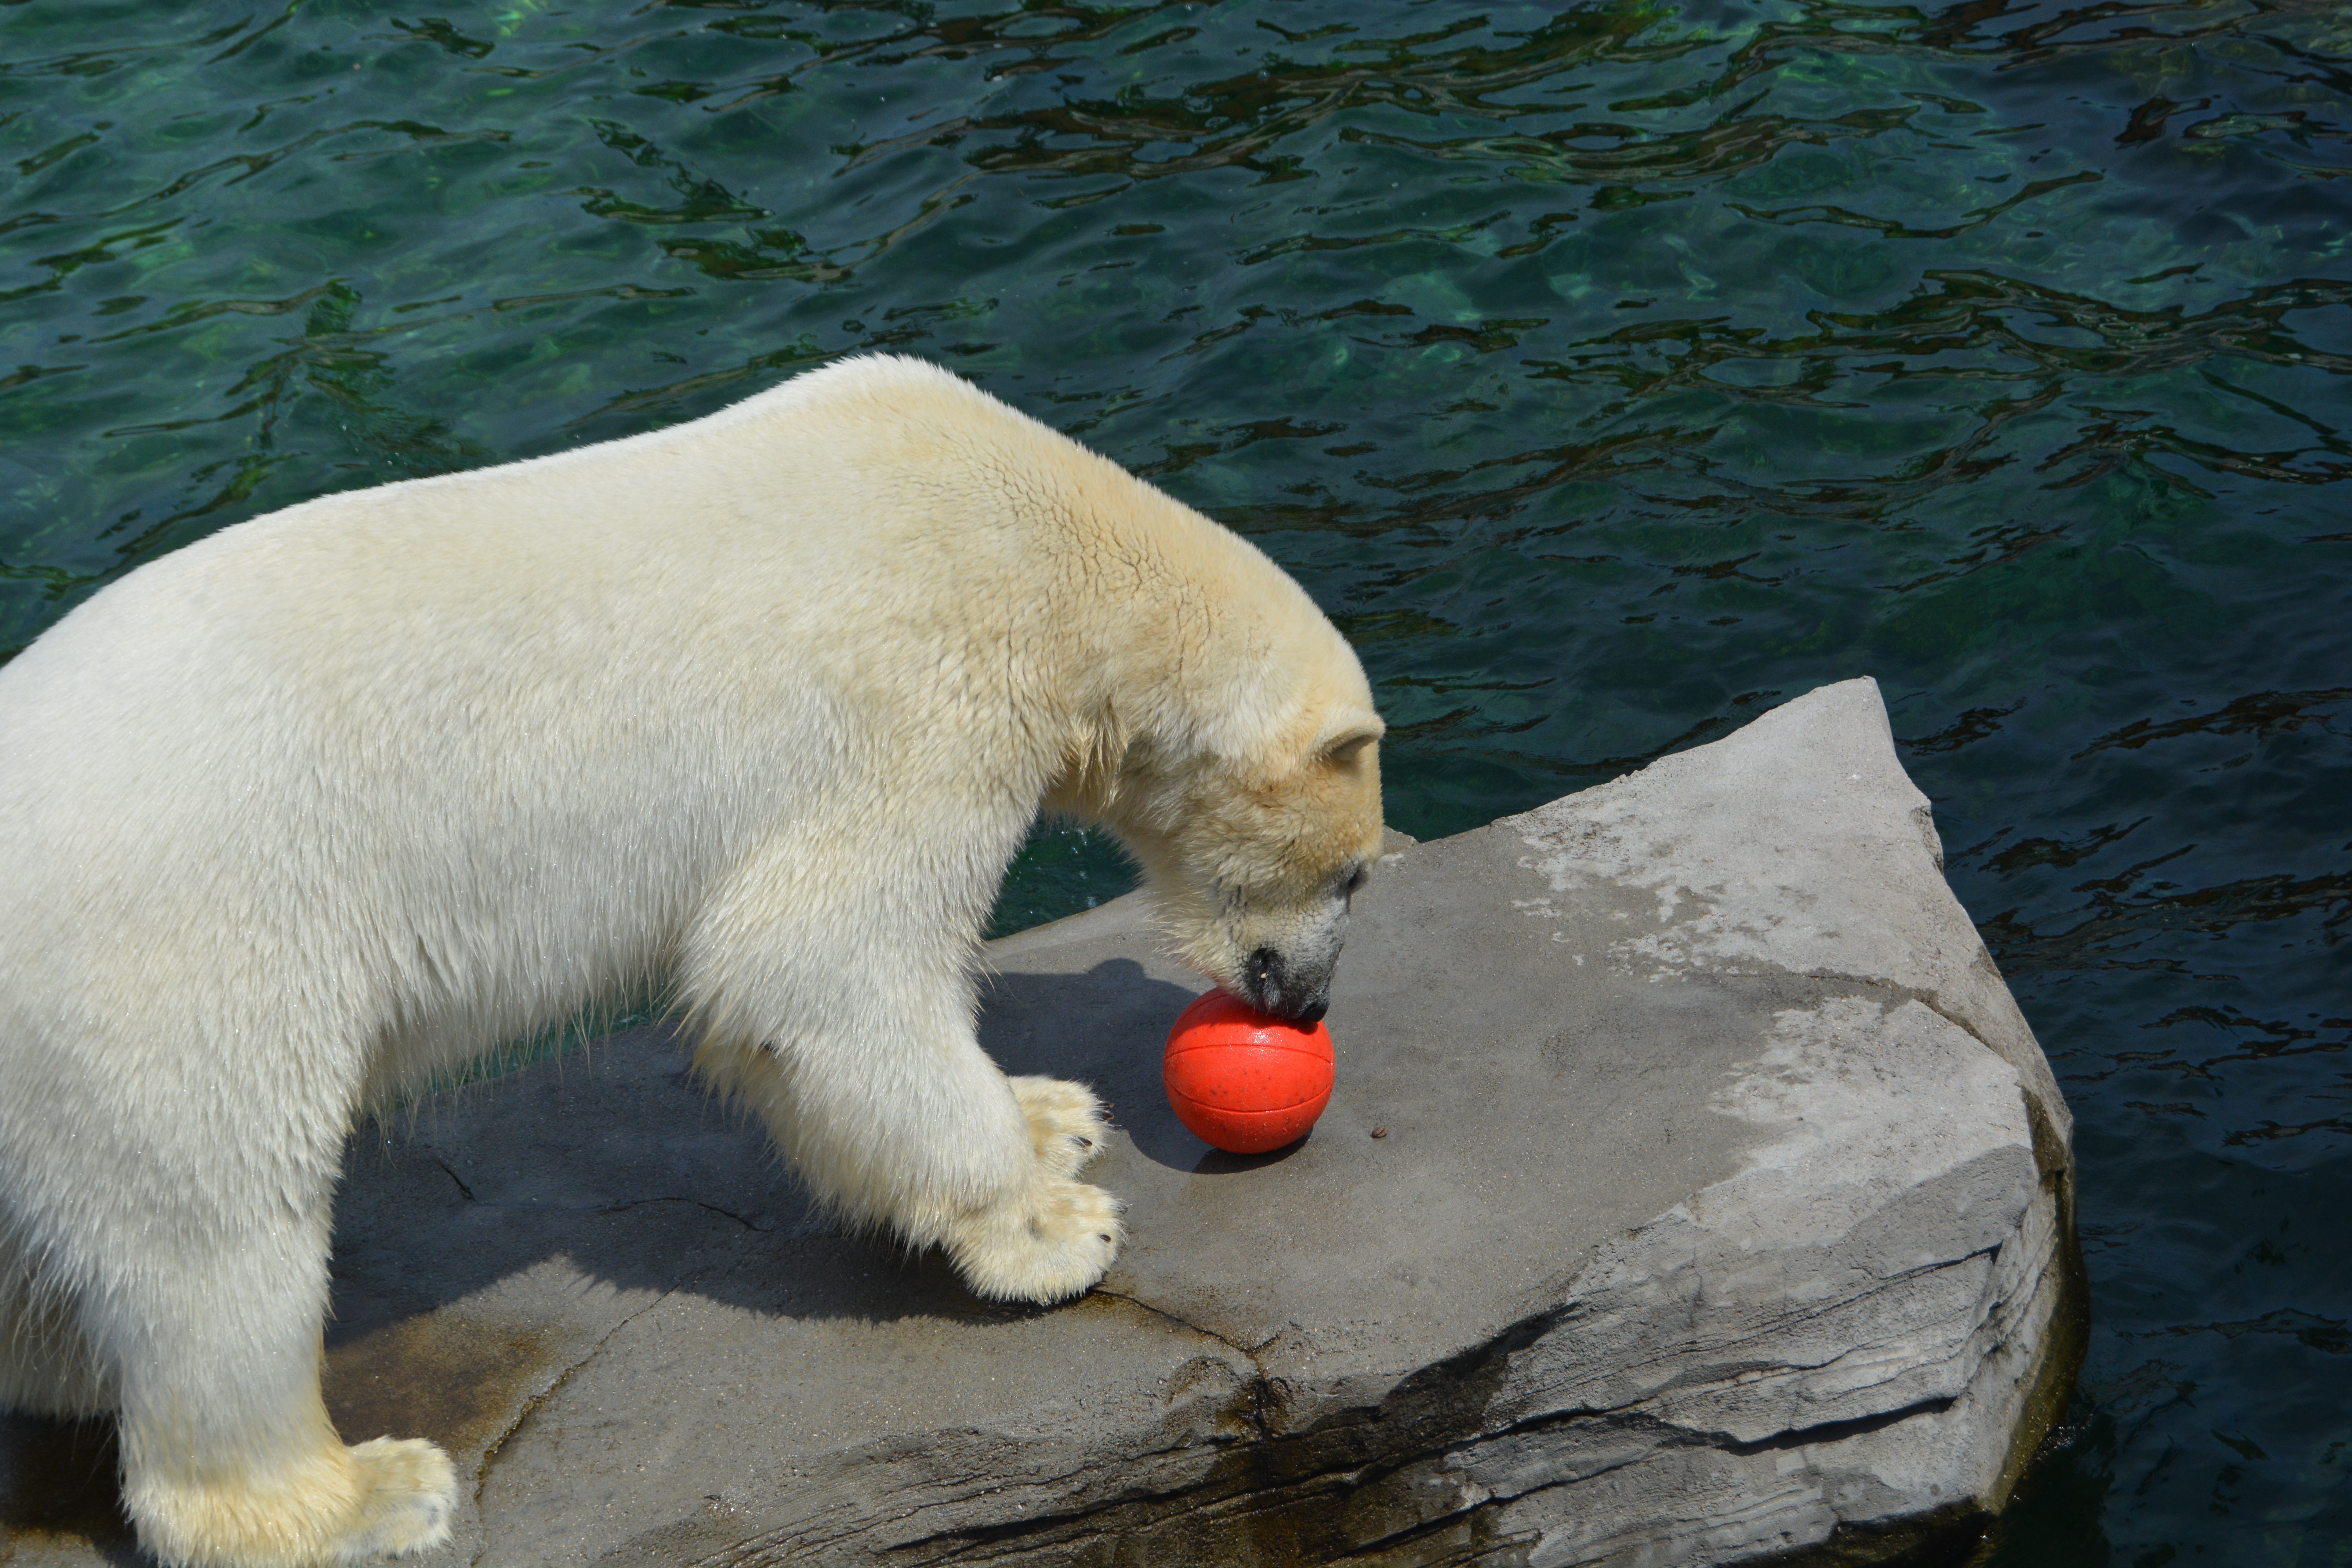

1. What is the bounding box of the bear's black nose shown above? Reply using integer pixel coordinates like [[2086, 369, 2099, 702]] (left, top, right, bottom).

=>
[[1245, 946, 1330, 1025]]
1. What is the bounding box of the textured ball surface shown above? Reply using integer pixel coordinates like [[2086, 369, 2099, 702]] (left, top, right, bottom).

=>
[[1162, 989, 1335, 1154]]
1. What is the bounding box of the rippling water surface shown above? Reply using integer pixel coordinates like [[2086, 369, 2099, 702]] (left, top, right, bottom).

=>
[[5, 0, 2350, 1557]]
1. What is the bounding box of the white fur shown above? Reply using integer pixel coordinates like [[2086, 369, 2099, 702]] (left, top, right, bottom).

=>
[[0, 355, 1383, 1566]]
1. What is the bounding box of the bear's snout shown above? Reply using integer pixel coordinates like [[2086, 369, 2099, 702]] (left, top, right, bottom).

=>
[[1243, 945, 1332, 1026]]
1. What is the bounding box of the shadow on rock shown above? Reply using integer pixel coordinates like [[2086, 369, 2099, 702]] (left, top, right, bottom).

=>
[[976, 957, 1212, 1172], [311, 960, 1207, 1439], [0, 1413, 139, 1561]]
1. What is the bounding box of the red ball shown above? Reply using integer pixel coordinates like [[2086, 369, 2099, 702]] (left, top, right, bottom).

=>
[[1162, 989, 1335, 1154]]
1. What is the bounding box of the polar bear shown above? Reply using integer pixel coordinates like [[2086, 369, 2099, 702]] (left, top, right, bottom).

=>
[[0, 355, 1385, 1567]]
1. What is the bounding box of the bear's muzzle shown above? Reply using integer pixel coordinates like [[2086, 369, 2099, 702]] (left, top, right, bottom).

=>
[[1243, 945, 1332, 1026]]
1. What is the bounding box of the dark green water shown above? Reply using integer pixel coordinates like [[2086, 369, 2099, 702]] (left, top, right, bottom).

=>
[[4, 0, 2348, 1558]]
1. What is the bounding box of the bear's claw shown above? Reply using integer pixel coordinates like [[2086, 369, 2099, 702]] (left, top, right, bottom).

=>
[[1011, 1075, 1112, 1181]]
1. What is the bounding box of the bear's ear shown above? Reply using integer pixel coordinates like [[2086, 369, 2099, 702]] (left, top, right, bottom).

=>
[[1318, 714, 1384, 764]]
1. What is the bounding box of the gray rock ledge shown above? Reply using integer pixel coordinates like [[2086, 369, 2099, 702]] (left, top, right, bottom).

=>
[[1, 677, 2081, 1567]]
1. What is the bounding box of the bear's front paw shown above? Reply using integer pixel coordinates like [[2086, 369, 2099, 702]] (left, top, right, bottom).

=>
[[944, 1077, 1122, 1304], [946, 1175, 1122, 1305]]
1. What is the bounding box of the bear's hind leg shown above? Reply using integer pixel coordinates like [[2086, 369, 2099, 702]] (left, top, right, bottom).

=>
[[92, 1192, 456, 1566], [113, 1261, 457, 1567]]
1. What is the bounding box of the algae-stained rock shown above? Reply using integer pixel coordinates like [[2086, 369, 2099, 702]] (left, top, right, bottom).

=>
[[0, 679, 2078, 1568]]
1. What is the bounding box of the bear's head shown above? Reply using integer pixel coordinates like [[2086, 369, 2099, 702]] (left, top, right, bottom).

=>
[[1029, 466, 1389, 1023], [1153, 709, 1385, 1025], [1075, 636, 1386, 1027]]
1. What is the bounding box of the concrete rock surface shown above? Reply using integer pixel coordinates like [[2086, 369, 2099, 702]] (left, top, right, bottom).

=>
[[1, 677, 2079, 1567]]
